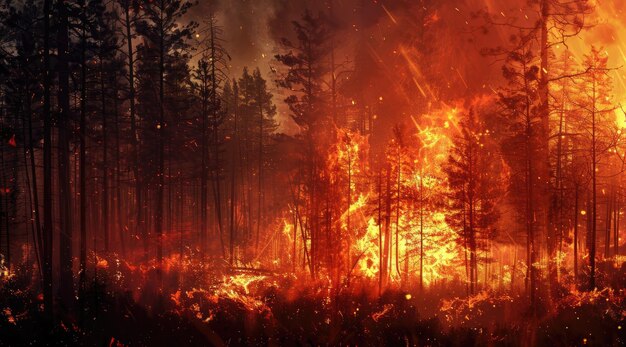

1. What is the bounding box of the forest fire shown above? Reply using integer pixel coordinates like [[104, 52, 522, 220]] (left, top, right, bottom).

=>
[[1, 0, 626, 346]]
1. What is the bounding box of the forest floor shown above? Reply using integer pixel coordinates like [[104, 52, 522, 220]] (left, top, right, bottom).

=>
[[0, 259, 624, 346]]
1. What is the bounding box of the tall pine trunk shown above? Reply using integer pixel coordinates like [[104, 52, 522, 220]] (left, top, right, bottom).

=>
[[124, 2, 143, 257], [100, 58, 109, 252], [589, 82, 597, 291], [79, 0, 88, 317], [42, 0, 54, 322], [156, 3, 166, 287], [56, 0, 74, 313]]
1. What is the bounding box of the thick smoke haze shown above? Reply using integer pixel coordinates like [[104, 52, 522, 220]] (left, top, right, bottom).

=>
[[187, 0, 626, 132]]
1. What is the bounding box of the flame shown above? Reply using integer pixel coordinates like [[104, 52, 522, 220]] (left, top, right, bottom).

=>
[[346, 105, 467, 286]]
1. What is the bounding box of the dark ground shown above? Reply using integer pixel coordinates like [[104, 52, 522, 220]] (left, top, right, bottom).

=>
[[0, 261, 624, 346]]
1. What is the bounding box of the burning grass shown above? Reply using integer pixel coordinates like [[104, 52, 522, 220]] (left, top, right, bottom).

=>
[[0, 253, 623, 346]]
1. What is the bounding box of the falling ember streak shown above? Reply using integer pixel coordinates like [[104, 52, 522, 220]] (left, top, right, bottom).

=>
[[399, 46, 437, 101], [412, 77, 428, 98], [381, 4, 397, 25], [452, 67, 469, 89], [618, 46, 626, 63], [365, 42, 414, 104]]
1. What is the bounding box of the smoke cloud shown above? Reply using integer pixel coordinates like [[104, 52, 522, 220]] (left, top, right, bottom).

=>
[[187, 0, 626, 131]]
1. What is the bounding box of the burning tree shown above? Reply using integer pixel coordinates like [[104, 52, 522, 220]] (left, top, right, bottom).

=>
[[572, 46, 620, 290], [498, 41, 544, 306], [274, 10, 333, 278], [445, 107, 506, 294]]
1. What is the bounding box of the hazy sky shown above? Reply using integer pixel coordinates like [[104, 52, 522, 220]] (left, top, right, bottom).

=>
[[186, 0, 626, 131]]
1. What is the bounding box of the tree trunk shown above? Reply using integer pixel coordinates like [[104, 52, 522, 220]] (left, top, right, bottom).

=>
[[382, 165, 392, 286], [613, 193, 620, 260], [200, 73, 208, 257], [419, 173, 424, 292], [113, 72, 125, 256], [57, 0, 74, 314], [574, 185, 579, 284], [42, 0, 54, 322], [100, 58, 109, 252], [589, 84, 597, 291], [156, 7, 165, 287], [79, 2, 88, 319], [395, 149, 401, 279], [256, 81, 264, 259], [124, 2, 143, 257], [605, 189, 612, 258]]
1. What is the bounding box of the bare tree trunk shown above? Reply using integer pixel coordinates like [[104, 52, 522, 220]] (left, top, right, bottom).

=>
[[113, 73, 125, 256], [589, 83, 597, 291], [79, 2, 88, 319], [20, 57, 43, 279], [209, 22, 225, 258], [556, 97, 565, 283], [539, 0, 556, 300], [574, 185, 579, 284], [123, 2, 143, 257], [395, 149, 401, 279], [605, 188, 612, 258], [100, 58, 109, 252], [613, 193, 620, 259], [57, 0, 74, 314], [419, 173, 424, 292], [377, 170, 383, 295], [156, 8, 166, 288], [229, 84, 239, 265], [256, 82, 264, 260], [41, 0, 54, 321], [382, 165, 392, 286], [200, 73, 208, 257]]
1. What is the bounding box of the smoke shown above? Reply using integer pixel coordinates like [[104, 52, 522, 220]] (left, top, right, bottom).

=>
[[187, 0, 340, 78], [187, 0, 626, 131], [188, 1, 436, 77]]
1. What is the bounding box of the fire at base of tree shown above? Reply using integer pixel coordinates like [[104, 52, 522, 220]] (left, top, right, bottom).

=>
[[0, 0, 625, 346]]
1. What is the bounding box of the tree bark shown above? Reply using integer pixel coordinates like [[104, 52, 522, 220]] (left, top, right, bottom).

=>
[[56, 0, 74, 314]]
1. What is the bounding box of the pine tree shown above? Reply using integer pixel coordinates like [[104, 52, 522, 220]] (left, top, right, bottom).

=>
[[275, 10, 331, 276], [135, 0, 196, 282], [498, 41, 542, 305], [445, 109, 504, 294], [573, 46, 618, 290]]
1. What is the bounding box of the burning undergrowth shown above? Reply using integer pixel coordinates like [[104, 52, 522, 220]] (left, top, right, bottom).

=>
[[0, 250, 624, 346]]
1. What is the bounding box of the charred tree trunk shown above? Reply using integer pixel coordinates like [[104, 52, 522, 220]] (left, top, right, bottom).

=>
[[589, 83, 597, 291], [377, 170, 383, 295], [42, 0, 54, 321], [123, 2, 143, 257], [229, 83, 239, 265], [613, 193, 620, 259], [79, 0, 88, 317], [256, 82, 264, 260], [156, 7, 166, 287], [419, 173, 424, 292], [209, 23, 225, 258], [395, 149, 401, 279], [57, 0, 74, 314], [605, 188, 612, 258], [113, 73, 125, 256], [200, 68, 208, 257], [100, 58, 109, 252], [382, 165, 392, 286], [574, 184, 579, 283]]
